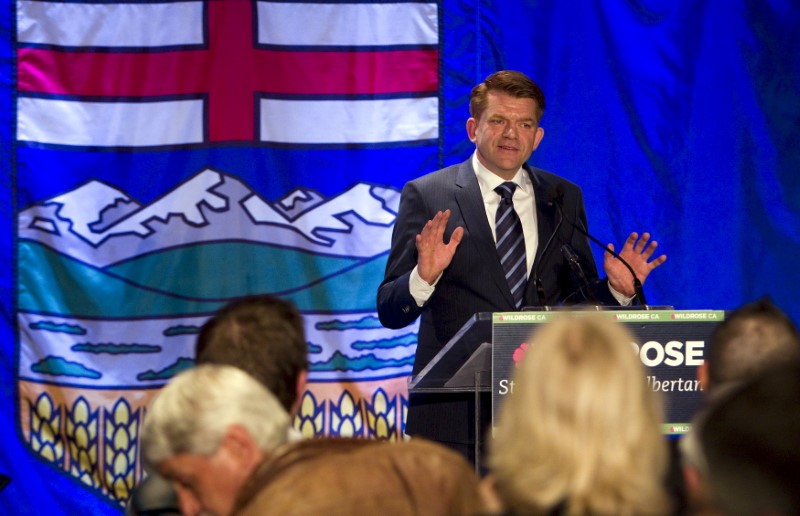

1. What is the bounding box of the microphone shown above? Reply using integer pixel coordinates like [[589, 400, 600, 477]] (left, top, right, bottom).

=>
[[561, 244, 595, 302], [531, 186, 565, 307], [551, 186, 648, 306]]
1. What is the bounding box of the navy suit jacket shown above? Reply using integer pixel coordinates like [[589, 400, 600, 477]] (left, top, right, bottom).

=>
[[377, 159, 616, 444]]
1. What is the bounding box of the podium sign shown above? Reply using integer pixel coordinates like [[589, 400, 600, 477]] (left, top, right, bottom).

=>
[[491, 310, 726, 436]]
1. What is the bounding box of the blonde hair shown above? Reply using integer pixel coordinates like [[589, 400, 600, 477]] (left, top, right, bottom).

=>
[[490, 314, 670, 515]]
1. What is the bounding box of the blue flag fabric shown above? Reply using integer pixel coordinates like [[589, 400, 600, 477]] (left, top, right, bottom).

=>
[[2, 1, 799, 514]]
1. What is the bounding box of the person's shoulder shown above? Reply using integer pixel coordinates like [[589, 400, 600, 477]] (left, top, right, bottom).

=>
[[407, 159, 470, 188], [526, 165, 582, 194]]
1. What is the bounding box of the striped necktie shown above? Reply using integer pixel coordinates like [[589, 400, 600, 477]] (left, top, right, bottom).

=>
[[495, 182, 527, 309]]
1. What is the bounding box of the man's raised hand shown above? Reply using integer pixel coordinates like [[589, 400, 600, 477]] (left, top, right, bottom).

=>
[[604, 232, 666, 297], [416, 209, 464, 285]]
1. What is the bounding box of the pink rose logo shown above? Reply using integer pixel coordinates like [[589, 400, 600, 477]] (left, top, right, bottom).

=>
[[512, 343, 530, 368]]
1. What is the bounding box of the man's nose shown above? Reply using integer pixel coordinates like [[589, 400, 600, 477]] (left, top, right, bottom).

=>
[[503, 123, 517, 138]]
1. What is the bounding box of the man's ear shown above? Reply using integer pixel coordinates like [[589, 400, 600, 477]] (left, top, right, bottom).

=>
[[532, 126, 545, 150], [683, 463, 712, 511], [466, 117, 477, 142], [697, 361, 709, 392], [221, 424, 263, 470], [290, 370, 308, 418]]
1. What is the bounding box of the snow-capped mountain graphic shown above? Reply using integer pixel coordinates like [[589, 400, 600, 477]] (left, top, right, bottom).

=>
[[18, 168, 402, 267], [274, 188, 326, 220]]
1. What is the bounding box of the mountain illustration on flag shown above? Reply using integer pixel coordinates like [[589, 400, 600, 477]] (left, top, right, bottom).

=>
[[17, 169, 417, 387], [20, 168, 401, 266], [18, 168, 402, 313]]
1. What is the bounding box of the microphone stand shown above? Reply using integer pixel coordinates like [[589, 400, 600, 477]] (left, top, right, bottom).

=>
[[570, 222, 648, 307], [552, 192, 649, 307], [561, 244, 596, 302]]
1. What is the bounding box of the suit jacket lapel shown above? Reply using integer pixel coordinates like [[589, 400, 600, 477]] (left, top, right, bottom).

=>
[[454, 161, 515, 307]]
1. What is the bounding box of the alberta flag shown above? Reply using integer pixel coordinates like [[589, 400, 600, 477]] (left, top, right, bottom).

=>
[[2, 1, 482, 512]]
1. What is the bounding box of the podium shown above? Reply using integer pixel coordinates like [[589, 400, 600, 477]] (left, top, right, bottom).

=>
[[409, 308, 725, 471], [408, 313, 493, 471]]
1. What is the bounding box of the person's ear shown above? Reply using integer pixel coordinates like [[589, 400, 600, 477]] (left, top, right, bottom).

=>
[[220, 424, 263, 470], [683, 463, 713, 511], [697, 361, 710, 392], [532, 126, 545, 150], [290, 370, 308, 418], [466, 118, 477, 142]]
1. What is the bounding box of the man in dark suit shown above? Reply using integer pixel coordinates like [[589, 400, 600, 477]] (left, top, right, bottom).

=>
[[377, 70, 666, 462]]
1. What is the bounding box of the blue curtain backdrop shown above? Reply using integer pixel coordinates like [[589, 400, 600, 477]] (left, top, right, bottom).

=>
[[454, 0, 800, 320], [2, 0, 799, 514]]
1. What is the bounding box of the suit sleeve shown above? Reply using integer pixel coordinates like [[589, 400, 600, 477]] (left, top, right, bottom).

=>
[[377, 181, 430, 329]]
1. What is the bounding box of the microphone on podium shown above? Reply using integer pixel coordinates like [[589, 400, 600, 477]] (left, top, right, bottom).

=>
[[550, 185, 649, 307], [531, 186, 565, 307]]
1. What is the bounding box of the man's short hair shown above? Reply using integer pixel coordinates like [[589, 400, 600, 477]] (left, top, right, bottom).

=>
[[195, 295, 308, 411], [469, 70, 546, 123], [707, 297, 800, 389], [141, 364, 290, 469], [698, 361, 800, 514]]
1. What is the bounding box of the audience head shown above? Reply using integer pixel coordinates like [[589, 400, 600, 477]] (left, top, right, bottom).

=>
[[490, 313, 670, 515], [141, 364, 290, 516], [469, 70, 546, 123], [689, 361, 800, 515], [195, 294, 308, 414], [700, 297, 800, 395]]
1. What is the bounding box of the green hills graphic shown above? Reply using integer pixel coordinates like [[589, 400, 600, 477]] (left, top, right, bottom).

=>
[[18, 239, 388, 317]]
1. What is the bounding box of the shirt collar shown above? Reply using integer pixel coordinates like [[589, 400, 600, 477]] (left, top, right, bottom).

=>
[[472, 152, 529, 199]]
